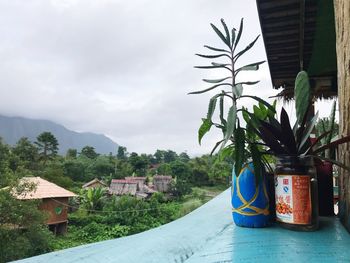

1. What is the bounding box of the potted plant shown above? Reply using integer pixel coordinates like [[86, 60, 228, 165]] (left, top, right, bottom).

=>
[[252, 71, 350, 231], [189, 18, 274, 227]]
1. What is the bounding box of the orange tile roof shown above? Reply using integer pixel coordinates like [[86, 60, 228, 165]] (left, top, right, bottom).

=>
[[14, 177, 77, 200]]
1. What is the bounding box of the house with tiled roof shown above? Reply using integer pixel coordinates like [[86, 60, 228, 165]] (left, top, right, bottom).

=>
[[15, 177, 77, 234]]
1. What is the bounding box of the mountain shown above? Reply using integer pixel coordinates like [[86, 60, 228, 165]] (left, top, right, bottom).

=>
[[0, 115, 119, 155]]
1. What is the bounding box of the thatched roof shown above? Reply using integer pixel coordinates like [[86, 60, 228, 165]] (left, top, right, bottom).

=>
[[256, 0, 337, 100], [109, 179, 137, 196], [14, 177, 77, 200], [82, 178, 107, 189]]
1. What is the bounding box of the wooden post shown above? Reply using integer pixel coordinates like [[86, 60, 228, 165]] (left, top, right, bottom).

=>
[[334, 0, 350, 231]]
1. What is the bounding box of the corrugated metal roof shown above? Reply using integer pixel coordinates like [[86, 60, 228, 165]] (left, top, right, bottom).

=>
[[14, 177, 77, 200], [256, 0, 337, 100]]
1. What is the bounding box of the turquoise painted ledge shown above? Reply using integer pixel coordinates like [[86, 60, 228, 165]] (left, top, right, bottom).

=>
[[14, 189, 350, 263]]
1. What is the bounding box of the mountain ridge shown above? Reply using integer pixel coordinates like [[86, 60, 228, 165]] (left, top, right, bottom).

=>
[[0, 115, 119, 155]]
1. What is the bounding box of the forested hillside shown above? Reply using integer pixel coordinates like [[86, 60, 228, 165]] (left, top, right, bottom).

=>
[[0, 115, 118, 155]]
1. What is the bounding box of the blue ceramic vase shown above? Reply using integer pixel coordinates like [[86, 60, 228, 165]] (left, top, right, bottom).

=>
[[231, 163, 270, 227]]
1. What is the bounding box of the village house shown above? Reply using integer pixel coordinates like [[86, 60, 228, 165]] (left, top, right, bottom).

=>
[[82, 178, 107, 190], [15, 177, 76, 234], [125, 176, 146, 190], [109, 179, 138, 196], [153, 175, 172, 193]]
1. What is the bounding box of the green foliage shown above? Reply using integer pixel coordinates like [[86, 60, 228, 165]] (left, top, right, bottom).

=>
[[80, 146, 99, 159], [80, 187, 106, 212], [0, 176, 54, 263], [35, 132, 59, 163], [66, 148, 77, 159], [0, 132, 232, 261], [117, 146, 127, 160], [295, 71, 311, 125], [190, 18, 274, 179]]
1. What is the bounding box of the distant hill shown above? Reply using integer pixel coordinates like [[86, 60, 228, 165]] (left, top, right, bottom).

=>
[[0, 115, 119, 155]]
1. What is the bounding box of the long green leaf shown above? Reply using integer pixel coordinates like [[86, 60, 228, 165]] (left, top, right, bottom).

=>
[[234, 125, 245, 177], [188, 83, 232, 95], [234, 35, 260, 61], [204, 45, 230, 53], [194, 65, 229, 69], [235, 60, 265, 73], [196, 53, 231, 59], [219, 93, 226, 125], [203, 77, 231, 84], [250, 143, 263, 185], [240, 95, 275, 112], [235, 81, 260, 86], [221, 104, 237, 150], [210, 139, 225, 155], [220, 19, 231, 47], [231, 28, 236, 48], [233, 83, 243, 97], [298, 112, 318, 151], [304, 130, 332, 155], [211, 22, 230, 47], [234, 18, 243, 49], [295, 71, 311, 125], [327, 101, 336, 144], [207, 96, 218, 120], [198, 118, 212, 145]]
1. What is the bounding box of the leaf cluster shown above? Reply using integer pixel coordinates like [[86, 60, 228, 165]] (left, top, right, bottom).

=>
[[254, 71, 350, 171], [190, 18, 273, 180]]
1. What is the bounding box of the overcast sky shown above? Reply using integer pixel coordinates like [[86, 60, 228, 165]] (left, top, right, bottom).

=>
[[0, 0, 335, 155]]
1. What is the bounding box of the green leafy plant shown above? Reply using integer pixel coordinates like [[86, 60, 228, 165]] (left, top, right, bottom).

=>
[[255, 71, 350, 170], [316, 101, 338, 158], [189, 18, 274, 179]]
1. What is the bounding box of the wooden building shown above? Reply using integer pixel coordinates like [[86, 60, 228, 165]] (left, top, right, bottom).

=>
[[109, 179, 137, 196], [125, 176, 146, 190], [153, 175, 172, 193], [82, 178, 107, 189], [15, 177, 77, 234]]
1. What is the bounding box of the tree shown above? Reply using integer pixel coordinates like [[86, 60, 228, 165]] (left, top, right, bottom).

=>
[[88, 156, 115, 179], [35, 132, 59, 163], [117, 146, 127, 160], [129, 152, 149, 176], [179, 152, 190, 163], [12, 137, 39, 169], [0, 174, 54, 262], [80, 146, 98, 159], [66, 148, 77, 159], [163, 150, 177, 163], [154, 150, 165, 163], [63, 160, 86, 181], [169, 161, 192, 198]]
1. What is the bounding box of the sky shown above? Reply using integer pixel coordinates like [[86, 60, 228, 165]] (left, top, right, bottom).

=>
[[0, 0, 335, 156]]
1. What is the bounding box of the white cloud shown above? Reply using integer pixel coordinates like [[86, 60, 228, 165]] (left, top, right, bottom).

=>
[[1, 0, 331, 156]]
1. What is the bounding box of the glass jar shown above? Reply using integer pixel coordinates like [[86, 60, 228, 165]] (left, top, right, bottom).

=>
[[274, 155, 319, 231]]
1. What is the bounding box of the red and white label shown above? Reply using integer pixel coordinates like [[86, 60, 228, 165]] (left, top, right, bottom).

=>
[[275, 175, 311, 225]]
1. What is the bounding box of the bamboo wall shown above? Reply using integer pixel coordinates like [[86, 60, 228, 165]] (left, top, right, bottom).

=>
[[334, 0, 350, 231]]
